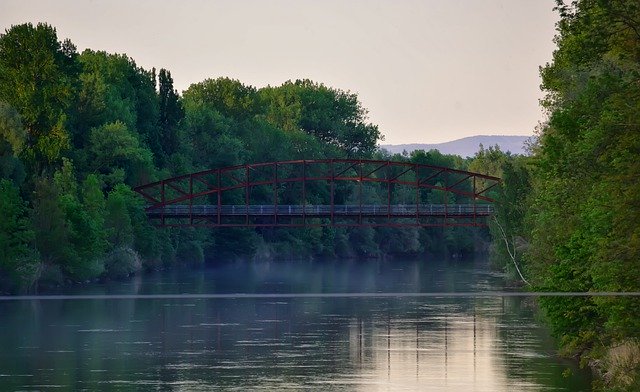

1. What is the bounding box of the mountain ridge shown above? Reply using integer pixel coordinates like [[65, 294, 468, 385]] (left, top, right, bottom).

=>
[[381, 135, 532, 157]]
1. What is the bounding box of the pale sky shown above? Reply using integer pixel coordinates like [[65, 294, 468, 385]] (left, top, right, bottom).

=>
[[1, 0, 558, 144]]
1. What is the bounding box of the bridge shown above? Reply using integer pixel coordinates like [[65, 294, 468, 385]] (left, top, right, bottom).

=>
[[134, 159, 500, 227]]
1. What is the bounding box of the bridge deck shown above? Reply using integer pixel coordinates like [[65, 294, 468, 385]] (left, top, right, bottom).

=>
[[135, 159, 500, 227], [147, 204, 494, 218]]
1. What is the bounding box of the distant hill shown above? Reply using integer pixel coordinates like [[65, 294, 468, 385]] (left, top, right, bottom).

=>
[[381, 135, 532, 157]]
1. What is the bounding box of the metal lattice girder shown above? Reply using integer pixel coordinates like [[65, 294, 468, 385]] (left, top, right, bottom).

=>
[[133, 159, 500, 227]]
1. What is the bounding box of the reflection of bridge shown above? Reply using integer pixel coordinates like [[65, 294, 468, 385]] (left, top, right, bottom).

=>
[[134, 159, 500, 227]]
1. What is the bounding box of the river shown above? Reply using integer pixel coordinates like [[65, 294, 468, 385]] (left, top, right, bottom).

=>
[[0, 257, 592, 391]]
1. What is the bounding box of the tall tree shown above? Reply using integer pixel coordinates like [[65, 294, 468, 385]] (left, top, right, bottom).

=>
[[181, 79, 249, 169], [0, 23, 78, 169], [157, 68, 183, 162], [74, 50, 160, 158]]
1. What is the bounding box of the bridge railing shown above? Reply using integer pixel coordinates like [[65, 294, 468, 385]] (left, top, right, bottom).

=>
[[134, 159, 500, 227], [147, 204, 494, 217]]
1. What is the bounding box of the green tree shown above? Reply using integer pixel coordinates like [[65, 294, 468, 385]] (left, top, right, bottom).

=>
[[31, 178, 69, 266], [0, 23, 77, 169], [259, 83, 302, 133], [0, 180, 37, 288], [157, 68, 183, 162], [0, 101, 26, 155], [185, 77, 260, 120], [0, 102, 26, 184], [86, 121, 155, 186], [181, 84, 245, 169], [74, 50, 160, 155], [82, 174, 106, 222], [526, 1, 640, 388], [261, 80, 382, 157], [105, 184, 134, 248], [104, 183, 158, 273], [51, 159, 105, 280]]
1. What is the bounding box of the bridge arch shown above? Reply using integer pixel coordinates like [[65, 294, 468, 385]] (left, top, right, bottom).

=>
[[133, 159, 500, 227]]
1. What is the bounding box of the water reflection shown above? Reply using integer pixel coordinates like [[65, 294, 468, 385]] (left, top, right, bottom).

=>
[[0, 259, 594, 391]]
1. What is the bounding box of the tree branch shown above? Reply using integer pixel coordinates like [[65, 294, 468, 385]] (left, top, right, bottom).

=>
[[493, 216, 530, 285]]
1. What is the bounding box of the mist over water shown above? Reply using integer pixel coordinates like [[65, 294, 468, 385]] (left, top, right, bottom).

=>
[[0, 258, 592, 391]]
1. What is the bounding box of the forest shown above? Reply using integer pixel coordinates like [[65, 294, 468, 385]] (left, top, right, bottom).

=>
[[0, 22, 493, 294], [489, 1, 640, 390], [2, 0, 639, 388]]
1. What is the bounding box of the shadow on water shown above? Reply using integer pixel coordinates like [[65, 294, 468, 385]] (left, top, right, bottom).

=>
[[0, 257, 598, 391]]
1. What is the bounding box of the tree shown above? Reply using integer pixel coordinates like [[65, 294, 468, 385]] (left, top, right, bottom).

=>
[[259, 83, 302, 133], [0, 102, 26, 184], [0, 101, 26, 155], [157, 68, 183, 161], [526, 1, 640, 387], [50, 159, 105, 280], [184, 77, 260, 121], [260, 80, 382, 157], [181, 82, 246, 169], [81, 174, 106, 225], [0, 180, 34, 273], [105, 184, 134, 248], [86, 121, 155, 186], [73, 50, 160, 162], [0, 23, 78, 169], [31, 178, 70, 266]]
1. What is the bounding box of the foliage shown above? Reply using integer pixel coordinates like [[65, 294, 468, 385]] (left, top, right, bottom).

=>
[[260, 79, 381, 157], [0, 101, 26, 155], [0, 21, 486, 296], [103, 247, 142, 279], [74, 50, 160, 155], [0, 23, 76, 169], [157, 68, 183, 163], [498, 1, 640, 389], [0, 179, 37, 290], [105, 184, 135, 248], [0, 102, 26, 184], [86, 121, 155, 186], [31, 177, 70, 267]]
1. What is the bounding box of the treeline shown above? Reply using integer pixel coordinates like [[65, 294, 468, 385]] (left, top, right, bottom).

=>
[[487, 1, 640, 390], [0, 23, 493, 293]]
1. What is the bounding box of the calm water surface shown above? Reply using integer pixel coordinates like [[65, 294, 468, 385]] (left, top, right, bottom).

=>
[[0, 258, 592, 391]]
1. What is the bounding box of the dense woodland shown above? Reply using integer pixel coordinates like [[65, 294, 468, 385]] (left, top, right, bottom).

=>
[[0, 22, 490, 294], [2, 0, 639, 388], [489, 1, 640, 390]]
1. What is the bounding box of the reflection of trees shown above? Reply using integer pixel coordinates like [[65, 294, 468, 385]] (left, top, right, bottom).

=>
[[0, 259, 592, 390], [492, 296, 593, 390]]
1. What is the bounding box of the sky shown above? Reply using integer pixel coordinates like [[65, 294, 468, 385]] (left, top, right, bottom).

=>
[[1, 0, 559, 145]]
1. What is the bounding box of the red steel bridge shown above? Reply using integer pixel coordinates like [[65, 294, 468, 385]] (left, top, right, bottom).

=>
[[133, 159, 500, 228]]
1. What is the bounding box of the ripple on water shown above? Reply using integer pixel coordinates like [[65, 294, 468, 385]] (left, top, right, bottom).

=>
[[0, 259, 594, 391]]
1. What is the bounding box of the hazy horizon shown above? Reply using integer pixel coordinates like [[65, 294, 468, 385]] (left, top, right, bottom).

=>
[[381, 133, 532, 145]]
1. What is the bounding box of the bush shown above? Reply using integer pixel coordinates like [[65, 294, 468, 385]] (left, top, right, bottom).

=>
[[38, 264, 65, 288], [103, 247, 142, 279], [600, 341, 640, 392], [176, 240, 204, 265], [13, 252, 43, 291]]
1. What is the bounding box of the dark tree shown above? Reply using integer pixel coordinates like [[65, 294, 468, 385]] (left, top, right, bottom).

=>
[[157, 68, 183, 161]]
